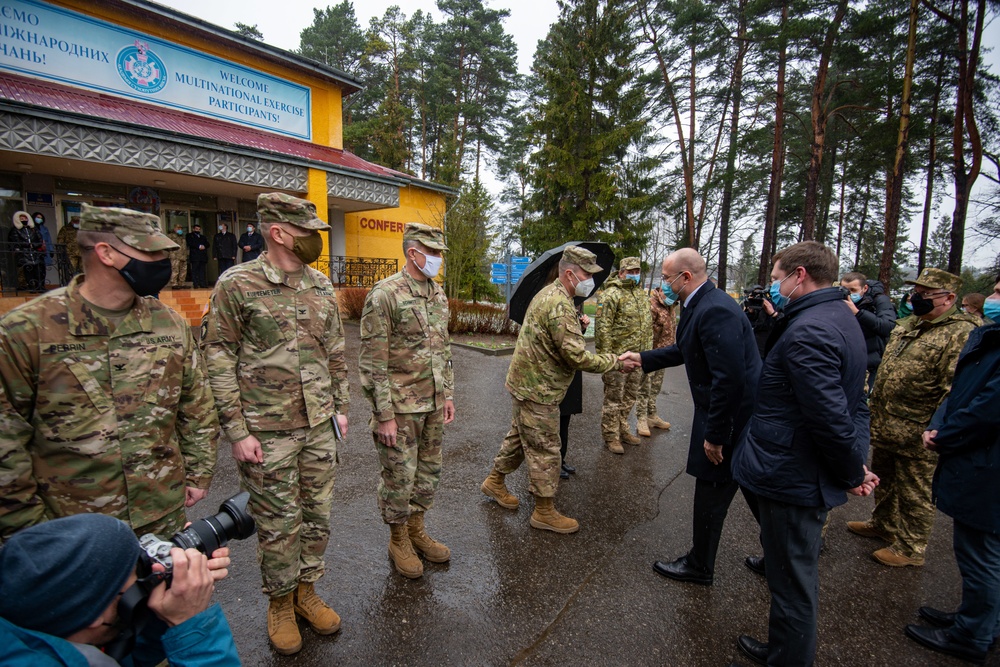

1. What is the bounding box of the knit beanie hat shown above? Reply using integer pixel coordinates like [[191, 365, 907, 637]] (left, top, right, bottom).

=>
[[0, 513, 142, 638]]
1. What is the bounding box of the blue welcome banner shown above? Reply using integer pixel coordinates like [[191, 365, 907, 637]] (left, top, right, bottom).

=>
[[0, 0, 312, 140]]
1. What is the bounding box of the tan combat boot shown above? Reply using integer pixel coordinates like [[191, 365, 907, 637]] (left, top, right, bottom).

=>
[[872, 546, 924, 567], [846, 520, 892, 542], [408, 511, 451, 563], [389, 523, 424, 579], [605, 438, 624, 454], [648, 415, 672, 430], [620, 429, 642, 445], [294, 582, 341, 635], [637, 416, 651, 437], [267, 592, 303, 655], [481, 469, 519, 509], [530, 496, 580, 534]]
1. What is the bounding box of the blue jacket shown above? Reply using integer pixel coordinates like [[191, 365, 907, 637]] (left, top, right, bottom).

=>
[[930, 322, 1000, 534], [0, 604, 240, 666], [641, 281, 761, 482], [733, 288, 869, 508]]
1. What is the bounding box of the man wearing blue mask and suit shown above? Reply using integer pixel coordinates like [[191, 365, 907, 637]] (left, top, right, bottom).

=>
[[620, 247, 762, 585]]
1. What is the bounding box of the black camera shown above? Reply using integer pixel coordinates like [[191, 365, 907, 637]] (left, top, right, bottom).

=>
[[138, 491, 256, 575], [107, 492, 256, 661], [743, 284, 767, 309]]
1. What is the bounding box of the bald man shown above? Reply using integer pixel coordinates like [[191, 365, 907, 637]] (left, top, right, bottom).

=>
[[621, 248, 762, 584]]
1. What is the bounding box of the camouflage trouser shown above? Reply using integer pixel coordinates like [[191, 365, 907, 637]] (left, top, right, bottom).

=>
[[636, 369, 665, 419], [601, 368, 642, 441], [494, 397, 560, 498], [869, 444, 937, 559], [238, 421, 337, 598], [373, 409, 444, 524], [133, 507, 187, 542], [171, 256, 187, 286]]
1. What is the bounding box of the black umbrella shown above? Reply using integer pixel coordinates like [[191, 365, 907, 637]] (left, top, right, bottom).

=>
[[507, 241, 615, 324]]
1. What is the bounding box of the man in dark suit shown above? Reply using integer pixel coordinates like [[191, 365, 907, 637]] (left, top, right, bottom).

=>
[[621, 248, 761, 585], [186, 223, 209, 288]]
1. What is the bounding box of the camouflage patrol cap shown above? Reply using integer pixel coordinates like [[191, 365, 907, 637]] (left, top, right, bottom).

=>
[[79, 203, 178, 252], [620, 256, 641, 271], [905, 267, 962, 293], [257, 192, 331, 231], [562, 245, 603, 274], [403, 222, 447, 250]]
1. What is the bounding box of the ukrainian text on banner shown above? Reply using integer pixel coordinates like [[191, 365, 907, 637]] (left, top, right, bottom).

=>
[[0, 0, 312, 140]]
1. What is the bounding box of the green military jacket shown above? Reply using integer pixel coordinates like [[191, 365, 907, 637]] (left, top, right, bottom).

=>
[[595, 275, 654, 355], [201, 252, 349, 442], [358, 270, 454, 423], [870, 306, 977, 459], [0, 276, 219, 540], [506, 281, 621, 405]]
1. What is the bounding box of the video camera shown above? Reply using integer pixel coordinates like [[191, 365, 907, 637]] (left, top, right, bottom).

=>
[[743, 284, 768, 310], [107, 492, 256, 660]]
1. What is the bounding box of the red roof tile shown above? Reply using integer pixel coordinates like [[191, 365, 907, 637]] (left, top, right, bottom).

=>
[[0, 72, 408, 183]]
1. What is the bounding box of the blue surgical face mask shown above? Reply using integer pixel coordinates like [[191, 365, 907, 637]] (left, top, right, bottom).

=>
[[983, 298, 1000, 321], [625, 273, 640, 284], [661, 273, 683, 305], [769, 274, 795, 311], [850, 292, 862, 304]]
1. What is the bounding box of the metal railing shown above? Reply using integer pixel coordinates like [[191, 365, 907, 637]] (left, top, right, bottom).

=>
[[317, 255, 398, 288], [0, 243, 80, 295]]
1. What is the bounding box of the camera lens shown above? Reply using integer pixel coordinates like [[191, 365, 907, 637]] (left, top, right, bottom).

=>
[[170, 491, 257, 555]]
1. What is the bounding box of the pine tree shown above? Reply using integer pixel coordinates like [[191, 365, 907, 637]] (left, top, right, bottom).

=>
[[525, 0, 656, 259]]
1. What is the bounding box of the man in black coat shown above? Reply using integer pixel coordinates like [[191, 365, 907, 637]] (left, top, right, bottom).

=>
[[905, 321, 1000, 665], [238, 224, 264, 263], [621, 248, 762, 585], [186, 223, 209, 288], [840, 271, 897, 390], [213, 222, 238, 275], [732, 241, 878, 667]]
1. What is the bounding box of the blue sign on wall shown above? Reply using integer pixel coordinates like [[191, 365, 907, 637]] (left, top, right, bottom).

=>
[[0, 0, 312, 140]]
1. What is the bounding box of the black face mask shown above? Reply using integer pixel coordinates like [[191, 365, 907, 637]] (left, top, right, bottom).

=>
[[909, 292, 935, 317], [112, 247, 172, 297]]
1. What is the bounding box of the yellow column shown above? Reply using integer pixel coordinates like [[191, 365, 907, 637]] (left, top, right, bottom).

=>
[[306, 168, 331, 260]]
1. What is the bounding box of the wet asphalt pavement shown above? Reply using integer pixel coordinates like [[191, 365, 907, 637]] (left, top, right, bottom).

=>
[[189, 323, 996, 666]]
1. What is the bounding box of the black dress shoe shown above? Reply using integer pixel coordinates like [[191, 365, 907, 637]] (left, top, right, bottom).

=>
[[736, 635, 768, 665], [918, 606, 956, 628], [560, 468, 570, 479], [652, 555, 713, 585], [744, 555, 766, 577], [905, 624, 987, 664], [561, 463, 576, 474]]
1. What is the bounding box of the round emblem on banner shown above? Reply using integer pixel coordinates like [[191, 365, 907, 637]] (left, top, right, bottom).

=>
[[116, 40, 167, 94]]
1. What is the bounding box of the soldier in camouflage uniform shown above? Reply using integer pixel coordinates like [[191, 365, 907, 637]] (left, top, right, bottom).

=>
[[847, 268, 977, 567], [0, 204, 218, 543], [481, 245, 624, 533], [201, 193, 349, 655], [596, 256, 654, 453], [636, 286, 676, 436], [56, 216, 81, 277], [168, 225, 189, 288], [359, 222, 455, 580]]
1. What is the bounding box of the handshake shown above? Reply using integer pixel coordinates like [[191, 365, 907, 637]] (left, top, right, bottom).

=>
[[618, 351, 642, 373]]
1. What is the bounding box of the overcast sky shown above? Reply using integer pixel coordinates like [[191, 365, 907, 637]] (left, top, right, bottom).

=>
[[154, 0, 1000, 268], [154, 0, 558, 74]]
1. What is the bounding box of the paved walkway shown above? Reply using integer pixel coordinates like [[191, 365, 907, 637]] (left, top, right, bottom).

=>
[[192, 325, 988, 665]]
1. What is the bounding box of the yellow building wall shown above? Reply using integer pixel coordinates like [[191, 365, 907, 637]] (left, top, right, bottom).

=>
[[344, 186, 448, 267], [55, 0, 344, 149]]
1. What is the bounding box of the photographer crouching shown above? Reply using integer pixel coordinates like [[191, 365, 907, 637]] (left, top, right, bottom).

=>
[[0, 507, 247, 666]]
